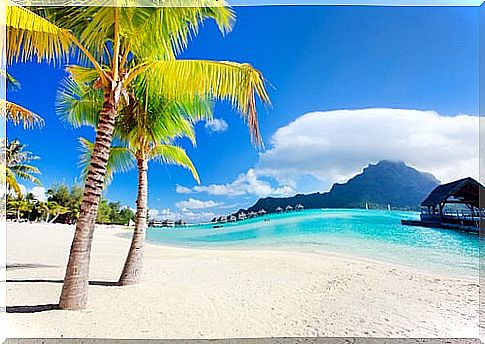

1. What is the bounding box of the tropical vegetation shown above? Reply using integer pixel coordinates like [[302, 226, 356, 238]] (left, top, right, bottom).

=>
[[6, 3, 270, 309], [4, 138, 41, 197], [1, 71, 44, 128], [60, 73, 207, 285], [6, 182, 134, 225]]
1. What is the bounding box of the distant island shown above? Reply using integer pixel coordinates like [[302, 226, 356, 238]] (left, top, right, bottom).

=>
[[240, 160, 440, 214]]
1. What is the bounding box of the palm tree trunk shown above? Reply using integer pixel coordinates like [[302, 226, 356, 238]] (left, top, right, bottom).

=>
[[59, 88, 119, 310], [118, 155, 148, 286]]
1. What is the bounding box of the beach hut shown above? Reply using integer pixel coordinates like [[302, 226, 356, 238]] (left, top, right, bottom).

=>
[[275, 206, 283, 213], [238, 212, 247, 220], [295, 204, 304, 211], [285, 205, 294, 212], [219, 216, 227, 223], [229, 215, 237, 222], [248, 211, 257, 218], [402, 177, 484, 232], [258, 209, 267, 215]]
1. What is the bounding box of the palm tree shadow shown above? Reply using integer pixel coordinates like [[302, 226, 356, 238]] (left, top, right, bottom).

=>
[[6, 279, 119, 286], [6, 279, 119, 313], [6, 303, 59, 313]]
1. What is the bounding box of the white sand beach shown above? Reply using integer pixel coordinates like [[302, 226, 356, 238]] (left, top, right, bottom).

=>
[[5, 222, 479, 338]]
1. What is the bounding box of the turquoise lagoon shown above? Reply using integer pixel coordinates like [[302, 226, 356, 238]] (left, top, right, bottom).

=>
[[146, 209, 479, 278]]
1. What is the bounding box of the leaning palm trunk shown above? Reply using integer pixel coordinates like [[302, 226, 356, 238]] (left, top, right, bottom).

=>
[[118, 155, 148, 285], [59, 88, 119, 310]]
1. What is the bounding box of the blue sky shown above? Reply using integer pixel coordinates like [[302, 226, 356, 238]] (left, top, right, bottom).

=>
[[7, 5, 479, 222]]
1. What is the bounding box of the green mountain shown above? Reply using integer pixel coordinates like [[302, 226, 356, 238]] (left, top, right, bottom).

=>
[[245, 160, 439, 213]]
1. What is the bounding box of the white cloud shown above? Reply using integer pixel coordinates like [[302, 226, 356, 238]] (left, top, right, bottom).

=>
[[175, 185, 193, 194], [175, 198, 223, 210], [148, 209, 159, 219], [177, 169, 295, 198], [205, 118, 229, 133], [256, 108, 479, 185], [29, 186, 47, 202], [150, 207, 217, 223]]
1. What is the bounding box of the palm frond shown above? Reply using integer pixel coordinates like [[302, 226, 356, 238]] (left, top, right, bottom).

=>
[[6, 168, 22, 197], [134, 59, 270, 145], [1, 99, 44, 128], [2, 70, 21, 91], [12, 169, 41, 185], [56, 76, 102, 128], [126, 3, 234, 60], [6, 4, 72, 64], [150, 144, 199, 183]]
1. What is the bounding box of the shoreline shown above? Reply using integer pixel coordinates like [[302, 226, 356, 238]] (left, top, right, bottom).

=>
[[145, 239, 479, 283], [6, 222, 479, 338]]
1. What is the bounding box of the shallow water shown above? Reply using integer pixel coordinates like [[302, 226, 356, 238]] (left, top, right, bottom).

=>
[[146, 209, 479, 278]]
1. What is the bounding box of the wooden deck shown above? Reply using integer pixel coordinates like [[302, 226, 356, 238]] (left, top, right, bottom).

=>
[[401, 219, 480, 234]]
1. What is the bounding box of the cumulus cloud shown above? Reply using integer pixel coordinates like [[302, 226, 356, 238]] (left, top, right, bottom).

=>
[[205, 118, 229, 133], [257, 108, 479, 185], [175, 185, 193, 194], [150, 207, 217, 223], [175, 198, 223, 210], [177, 169, 295, 198], [148, 208, 159, 219]]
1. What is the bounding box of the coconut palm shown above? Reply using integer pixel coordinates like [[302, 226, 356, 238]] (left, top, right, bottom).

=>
[[7, 3, 269, 309], [1, 71, 44, 129], [4, 138, 41, 197], [60, 75, 206, 286]]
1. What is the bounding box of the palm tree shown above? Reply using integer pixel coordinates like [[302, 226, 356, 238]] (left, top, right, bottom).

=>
[[61, 77, 205, 285], [7, 197, 33, 221], [1, 71, 44, 129], [4, 138, 41, 197], [7, 3, 270, 309]]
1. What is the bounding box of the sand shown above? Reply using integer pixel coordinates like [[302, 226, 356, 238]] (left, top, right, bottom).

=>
[[4, 222, 479, 339]]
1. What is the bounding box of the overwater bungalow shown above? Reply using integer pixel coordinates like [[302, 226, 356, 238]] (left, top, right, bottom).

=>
[[161, 219, 175, 228], [275, 206, 283, 213], [258, 209, 267, 215], [402, 177, 484, 233], [238, 212, 247, 220], [229, 215, 237, 222], [295, 203, 304, 211], [285, 205, 294, 212], [248, 211, 258, 218], [174, 219, 188, 227]]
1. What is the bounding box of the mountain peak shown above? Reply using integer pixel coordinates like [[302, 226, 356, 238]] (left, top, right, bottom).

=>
[[246, 161, 440, 213]]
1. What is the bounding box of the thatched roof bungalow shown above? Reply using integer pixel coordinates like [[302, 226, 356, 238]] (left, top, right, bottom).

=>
[[402, 177, 484, 232]]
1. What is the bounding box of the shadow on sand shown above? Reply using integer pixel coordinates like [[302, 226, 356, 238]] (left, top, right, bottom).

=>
[[6, 303, 60, 313], [6, 279, 120, 313], [5, 263, 59, 271], [6, 279, 119, 286]]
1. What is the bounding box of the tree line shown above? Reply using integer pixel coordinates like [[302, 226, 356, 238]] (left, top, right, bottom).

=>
[[6, 181, 135, 225]]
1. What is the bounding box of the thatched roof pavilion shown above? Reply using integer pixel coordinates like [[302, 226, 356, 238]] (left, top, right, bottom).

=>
[[275, 206, 283, 212], [258, 209, 267, 215], [285, 205, 294, 211], [421, 177, 484, 215]]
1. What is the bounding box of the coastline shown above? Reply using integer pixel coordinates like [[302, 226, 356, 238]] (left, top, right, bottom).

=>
[[6, 222, 479, 338]]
